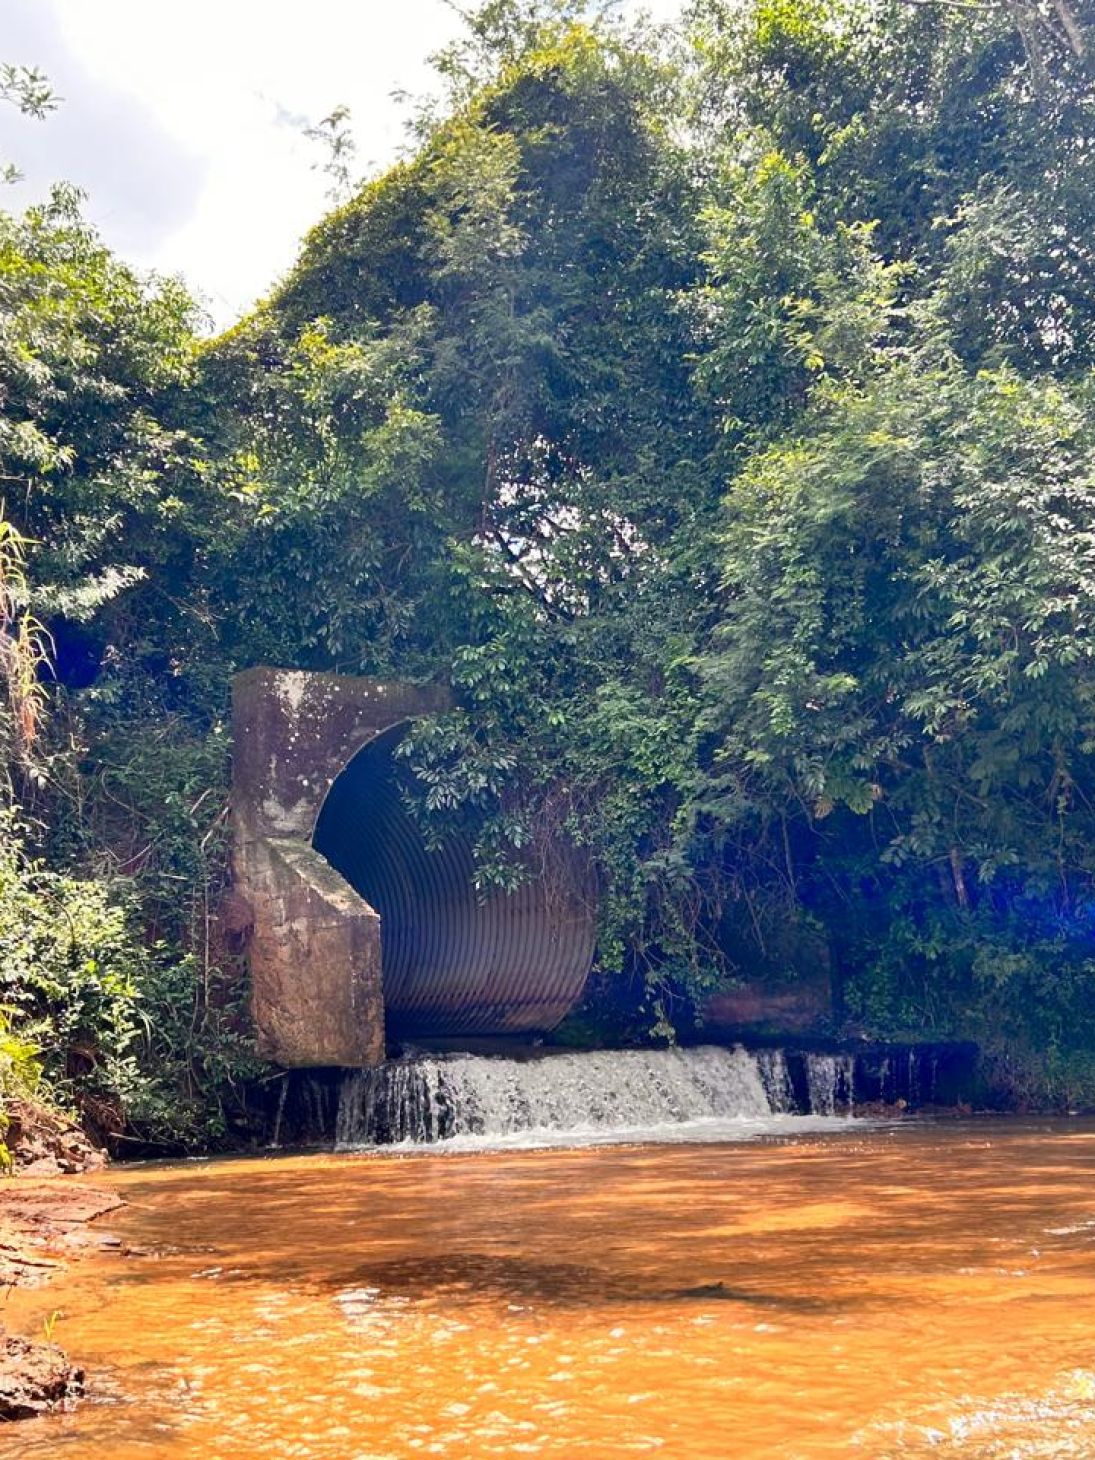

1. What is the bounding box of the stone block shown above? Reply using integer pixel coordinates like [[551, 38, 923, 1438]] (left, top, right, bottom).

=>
[[244, 838, 383, 1067]]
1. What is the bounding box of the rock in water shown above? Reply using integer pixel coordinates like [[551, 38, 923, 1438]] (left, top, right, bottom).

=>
[[0, 1334, 83, 1420]]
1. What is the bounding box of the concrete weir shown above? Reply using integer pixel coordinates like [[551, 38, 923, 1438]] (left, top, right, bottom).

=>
[[232, 668, 596, 1067]]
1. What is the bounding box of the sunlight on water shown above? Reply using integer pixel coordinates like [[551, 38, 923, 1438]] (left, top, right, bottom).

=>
[[371, 1111, 860, 1154], [7, 1122, 1095, 1458]]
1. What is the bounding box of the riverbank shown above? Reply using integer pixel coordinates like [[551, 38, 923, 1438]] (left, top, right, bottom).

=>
[[0, 1176, 123, 1420], [0, 1100, 121, 1422]]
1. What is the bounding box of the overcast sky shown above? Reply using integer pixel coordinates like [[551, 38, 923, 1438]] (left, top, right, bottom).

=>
[[0, 1, 681, 331]]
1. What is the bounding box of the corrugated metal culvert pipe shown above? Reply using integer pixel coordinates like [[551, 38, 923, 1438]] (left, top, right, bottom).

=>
[[312, 724, 595, 1037]]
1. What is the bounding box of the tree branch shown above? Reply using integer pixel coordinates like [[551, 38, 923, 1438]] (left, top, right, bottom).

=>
[[1049, 0, 1087, 57], [894, 0, 992, 11]]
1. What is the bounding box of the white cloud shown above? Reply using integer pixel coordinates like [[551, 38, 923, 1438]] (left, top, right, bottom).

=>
[[0, 0, 682, 330]]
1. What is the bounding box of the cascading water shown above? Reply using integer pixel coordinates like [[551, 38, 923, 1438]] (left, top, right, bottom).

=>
[[756, 1048, 796, 1113], [804, 1052, 856, 1118], [336, 1044, 863, 1151]]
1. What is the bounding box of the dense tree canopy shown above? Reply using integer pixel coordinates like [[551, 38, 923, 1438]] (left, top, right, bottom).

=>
[[4, 0, 1095, 1146]]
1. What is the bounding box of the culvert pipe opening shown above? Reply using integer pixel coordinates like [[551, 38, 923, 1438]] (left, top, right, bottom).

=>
[[312, 724, 594, 1038]]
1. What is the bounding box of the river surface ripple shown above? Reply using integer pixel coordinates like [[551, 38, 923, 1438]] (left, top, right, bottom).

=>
[[6, 1120, 1095, 1458]]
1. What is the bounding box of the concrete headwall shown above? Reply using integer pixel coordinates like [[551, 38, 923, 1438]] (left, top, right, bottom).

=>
[[232, 668, 449, 1067], [232, 668, 596, 1067]]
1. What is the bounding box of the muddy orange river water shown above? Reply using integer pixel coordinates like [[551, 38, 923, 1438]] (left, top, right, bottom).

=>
[[6, 1120, 1095, 1458]]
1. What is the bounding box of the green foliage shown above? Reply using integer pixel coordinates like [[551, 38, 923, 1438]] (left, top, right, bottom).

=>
[[0, 60, 60, 185], [0, 63, 58, 122], [0, 1002, 42, 1169], [193, 0, 1095, 1083], [687, 0, 1095, 1085], [200, 11, 720, 1002], [0, 509, 51, 790], [0, 822, 151, 1107], [0, 174, 262, 1147], [0, 815, 262, 1145], [303, 104, 359, 204], [0, 184, 199, 613]]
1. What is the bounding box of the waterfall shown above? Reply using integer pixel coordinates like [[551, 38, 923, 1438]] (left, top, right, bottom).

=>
[[336, 1044, 860, 1150], [756, 1048, 796, 1113], [804, 1053, 856, 1118]]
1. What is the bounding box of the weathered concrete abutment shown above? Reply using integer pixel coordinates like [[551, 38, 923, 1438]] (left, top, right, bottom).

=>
[[232, 668, 596, 1067]]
